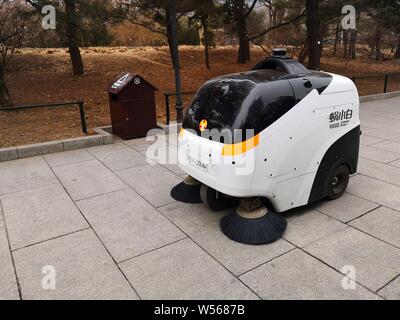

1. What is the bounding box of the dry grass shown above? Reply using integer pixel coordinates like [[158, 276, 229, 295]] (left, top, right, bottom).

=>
[[1, 46, 399, 148]]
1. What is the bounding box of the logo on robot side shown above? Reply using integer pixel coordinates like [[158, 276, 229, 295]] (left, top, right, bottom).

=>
[[329, 109, 353, 129], [199, 119, 208, 132]]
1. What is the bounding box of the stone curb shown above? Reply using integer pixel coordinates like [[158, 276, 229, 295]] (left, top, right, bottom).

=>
[[0, 147, 18, 162], [359, 91, 400, 103], [0, 127, 113, 163]]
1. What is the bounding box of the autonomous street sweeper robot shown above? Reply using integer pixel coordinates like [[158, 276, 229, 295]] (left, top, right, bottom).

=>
[[171, 49, 360, 245]]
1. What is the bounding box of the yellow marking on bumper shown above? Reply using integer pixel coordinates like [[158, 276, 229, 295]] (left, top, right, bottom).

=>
[[222, 134, 260, 156]]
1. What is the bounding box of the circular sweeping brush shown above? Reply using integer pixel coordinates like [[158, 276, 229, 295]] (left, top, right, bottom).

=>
[[170, 176, 202, 204], [220, 199, 287, 245]]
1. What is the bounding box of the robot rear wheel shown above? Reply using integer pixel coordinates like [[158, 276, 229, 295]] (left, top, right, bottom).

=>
[[326, 164, 350, 200]]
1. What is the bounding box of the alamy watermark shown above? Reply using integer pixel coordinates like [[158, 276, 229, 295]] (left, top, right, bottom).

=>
[[41, 5, 56, 30], [42, 265, 56, 290], [342, 5, 357, 30], [341, 265, 356, 290]]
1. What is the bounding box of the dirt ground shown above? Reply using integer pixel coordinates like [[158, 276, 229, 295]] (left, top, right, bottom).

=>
[[1, 46, 400, 148]]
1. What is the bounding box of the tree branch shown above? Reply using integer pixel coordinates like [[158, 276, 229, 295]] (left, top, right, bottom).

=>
[[123, 16, 167, 36], [248, 9, 306, 41], [244, 0, 258, 19]]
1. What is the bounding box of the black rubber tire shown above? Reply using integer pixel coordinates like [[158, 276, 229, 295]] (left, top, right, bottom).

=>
[[326, 164, 350, 200], [200, 185, 234, 211]]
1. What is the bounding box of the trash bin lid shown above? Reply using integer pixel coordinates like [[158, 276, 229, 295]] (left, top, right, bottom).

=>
[[108, 72, 158, 94]]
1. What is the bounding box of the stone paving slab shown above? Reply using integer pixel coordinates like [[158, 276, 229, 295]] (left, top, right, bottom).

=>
[[0, 184, 88, 250], [123, 137, 157, 152], [360, 127, 400, 143], [53, 160, 126, 201], [161, 163, 186, 176], [360, 119, 397, 131], [119, 238, 258, 300], [305, 228, 400, 292], [13, 229, 138, 300], [378, 276, 400, 300], [283, 209, 347, 247], [76, 189, 185, 262], [87, 144, 147, 171], [360, 110, 400, 123], [159, 202, 294, 276], [116, 164, 182, 208], [357, 157, 400, 186], [389, 159, 400, 168], [348, 174, 400, 212], [0, 216, 19, 300], [359, 145, 400, 163], [124, 133, 179, 152], [361, 110, 396, 120], [360, 135, 385, 146], [0, 157, 58, 196], [239, 249, 380, 300], [371, 140, 400, 154], [313, 193, 379, 223], [362, 123, 399, 133], [44, 149, 94, 168], [350, 206, 400, 248], [361, 112, 400, 123]]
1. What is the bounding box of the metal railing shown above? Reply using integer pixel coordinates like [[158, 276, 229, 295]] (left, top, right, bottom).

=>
[[164, 92, 195, 125], [1, 100, 87, 134], [352, 73, 400, 94]]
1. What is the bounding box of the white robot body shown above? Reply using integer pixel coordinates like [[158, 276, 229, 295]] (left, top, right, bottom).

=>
[[178, 61, 360, 212]]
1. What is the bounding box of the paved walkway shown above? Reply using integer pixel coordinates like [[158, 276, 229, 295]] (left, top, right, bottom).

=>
[[1, 97, 400, 300]]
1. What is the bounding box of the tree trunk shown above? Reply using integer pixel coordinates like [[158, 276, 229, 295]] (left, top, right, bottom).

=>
[[306, 0, 321, 70], [237, 19, 250, 64], [395, 40, 400, 59], [0, 61, 12, 108], [319, 22, 328, 58], [168, 0, 183, 123], [333, 19, 340, 57], [343, 29, 349, 58], [65, 0, 84, 75], [374, 27, 383, 61], [200, 17, 211, 69], [349, 29, 357, 59]]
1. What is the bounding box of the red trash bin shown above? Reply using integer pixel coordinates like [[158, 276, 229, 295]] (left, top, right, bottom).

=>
[[108, 72, 158, 140]]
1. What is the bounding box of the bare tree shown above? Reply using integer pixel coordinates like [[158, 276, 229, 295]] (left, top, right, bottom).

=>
[[395, 36, 400, 59], [306, 0, 320, 70], [332, 17, 340, 56], [222, 0, 257, 63], [348, 28, 357, 59], [191, 0, 214, 69], [114, 0, 193, 65], [0, 0, 26, 107], [255, 0, 306, 60], [26, 0, 84, 75], [64, 0, 84, 74]]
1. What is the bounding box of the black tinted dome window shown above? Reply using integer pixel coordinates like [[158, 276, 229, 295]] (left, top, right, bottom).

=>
[[183, 70, 296, 143], [252, 58, 311, 75]]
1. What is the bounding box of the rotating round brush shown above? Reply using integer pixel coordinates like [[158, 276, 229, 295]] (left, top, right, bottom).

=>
[[220, 198, 287, 245], [170, 176, 202, 204]]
